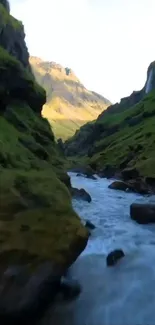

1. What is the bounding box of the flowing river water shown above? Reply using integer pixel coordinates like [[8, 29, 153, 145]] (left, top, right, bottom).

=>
[[40, 173, 155, 325]]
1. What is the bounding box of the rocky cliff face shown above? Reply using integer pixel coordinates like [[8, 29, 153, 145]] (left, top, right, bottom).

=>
[[65, 61, 155, 179], [0, 0, 9, 11], [30, 56, 111, 140], [0, 1, 29, 67], [0, 1, 88, 322]]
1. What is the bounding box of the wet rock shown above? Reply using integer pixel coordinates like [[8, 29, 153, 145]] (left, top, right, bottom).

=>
[[85, 220, 96, 230], [106, 249, 125, 266], [60, 278, 81, 300], [109, 179, 149, 194], [71, 188, 92, 203], [130, 203, 155, 224], [0, 262, 61, 325], [122, 168, 140, 181], [108, 181, 130, 192], [70, 166, 95, 178], [86, 175, 97, 180], [128, 179, 149, 194], [76, 173, 97, 180]]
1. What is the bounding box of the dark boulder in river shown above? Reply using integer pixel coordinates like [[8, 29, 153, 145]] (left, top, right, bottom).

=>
[[60, 278, 81, 300], [108, 181, 130, 192], [130, 203, 155, 224], [71, 188, 92, 203], [76, 173, 97, 180], [70, 166, 95, 178], [109, 179, 149, 194], [0, 262, 61, 325], [86, 174, 97, 180], [106, 249, 125, 267], [85, 220, 96, 230]]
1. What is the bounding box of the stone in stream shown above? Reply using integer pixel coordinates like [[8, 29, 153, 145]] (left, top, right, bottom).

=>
[[130, 203, 155, 224], [127, 179, 150, 195], [86, 175, 97, 180], [108, 181, 131, 192], [106, 249, 125, 267], [0, 262, 61, 325], [71, 187, 92, 203], [109, 179, 149, 194], [76, 172, 97, 180], [70, 166, 95, 178], [85, 220, 96, 230], [60, 278, 81, 300]]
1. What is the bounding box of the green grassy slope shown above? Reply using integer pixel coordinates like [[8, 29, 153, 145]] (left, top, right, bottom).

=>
[[30, 56, 111, 140], [0, 3, 88, 270], [65, 64, 155, 178], [89, 91, 155, 177]]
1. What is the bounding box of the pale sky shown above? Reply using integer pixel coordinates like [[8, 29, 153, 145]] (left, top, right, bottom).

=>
[[10, 0, 155, 103]]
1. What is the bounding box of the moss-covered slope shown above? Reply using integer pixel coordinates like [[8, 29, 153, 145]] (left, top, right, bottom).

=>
[[65, 62, 155, 178], [0, 1, 88, 271]]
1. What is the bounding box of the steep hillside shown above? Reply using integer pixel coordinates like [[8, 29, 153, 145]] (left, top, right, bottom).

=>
[[30, 56, 111, 140], [65, 61, 155, 178], [0, 1, 88, 322]]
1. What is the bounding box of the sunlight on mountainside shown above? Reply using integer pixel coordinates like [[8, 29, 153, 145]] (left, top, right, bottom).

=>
[[30, 56, 111, 140]]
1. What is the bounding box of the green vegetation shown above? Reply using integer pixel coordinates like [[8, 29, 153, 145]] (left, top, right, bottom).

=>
[[0, 168, 87, 266], [0, 0, 10, 12], [0, 3, 22, 30], [0, 97, 88, 265], [0, 101, 87, 267], [0, 46, 46, 113], [65, 90, 155, 178], [0, 4, 88, 270]]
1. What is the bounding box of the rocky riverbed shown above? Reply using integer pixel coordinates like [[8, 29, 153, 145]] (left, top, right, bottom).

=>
[[39, 173, 155, 325]]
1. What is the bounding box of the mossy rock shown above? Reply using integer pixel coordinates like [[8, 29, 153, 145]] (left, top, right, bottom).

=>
[[0, 101, 87, 270], [0, 0, 10, 12], [0, 46, 46, 112], [0, 3, 21, 30], [0, 5, 88, 321], [0, 169, 88, 267]]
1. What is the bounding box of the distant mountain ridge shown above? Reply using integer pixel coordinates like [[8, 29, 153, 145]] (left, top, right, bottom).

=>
[[30, 56, 111, 140]]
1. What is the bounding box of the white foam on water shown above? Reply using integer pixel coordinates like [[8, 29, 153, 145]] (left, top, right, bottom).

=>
[[40, 174, 155, 325], [70, 173, 155, 256]]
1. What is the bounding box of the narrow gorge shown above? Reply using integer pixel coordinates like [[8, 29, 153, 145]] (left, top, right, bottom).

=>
[[0, 1, 155, 325]]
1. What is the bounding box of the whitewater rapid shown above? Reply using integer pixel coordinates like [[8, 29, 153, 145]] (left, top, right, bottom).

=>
[[40, 173, 155, 325]]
